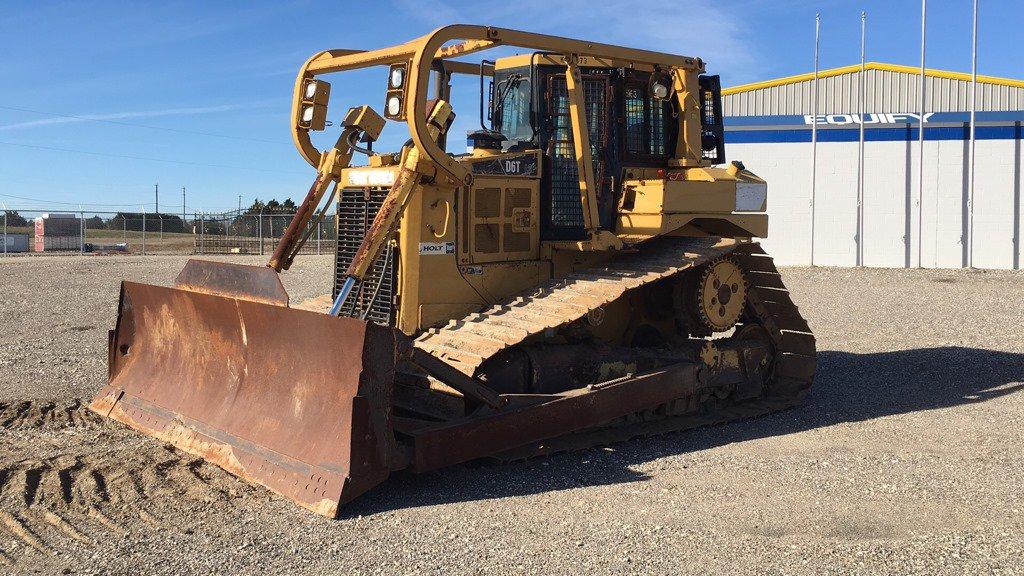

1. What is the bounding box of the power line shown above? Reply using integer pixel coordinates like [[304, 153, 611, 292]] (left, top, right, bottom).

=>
[[0, 140, 306, 175], [0, 104, 284, 145], [0, 191, 155, 207]]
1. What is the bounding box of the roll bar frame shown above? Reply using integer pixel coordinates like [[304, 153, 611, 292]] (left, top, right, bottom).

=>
[[291, 24, 705, 182]]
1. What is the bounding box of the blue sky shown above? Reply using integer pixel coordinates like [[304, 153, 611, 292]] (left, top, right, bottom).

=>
[[1, 0, 1021, 213]]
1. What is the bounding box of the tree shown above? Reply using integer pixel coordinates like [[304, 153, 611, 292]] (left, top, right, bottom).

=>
[[244, 199, 266, 214], [242, 198, 296, 215], [2, 210, 29, 228]]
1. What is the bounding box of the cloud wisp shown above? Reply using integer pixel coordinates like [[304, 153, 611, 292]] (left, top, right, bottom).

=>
[[0, 103, 262, 131], [393, 0, 758, 80]]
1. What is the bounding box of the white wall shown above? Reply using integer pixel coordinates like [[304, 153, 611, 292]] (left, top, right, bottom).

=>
[[726, 131, 1023, 270], [863, 140, 912, 268], [728, 142, 813, 265]]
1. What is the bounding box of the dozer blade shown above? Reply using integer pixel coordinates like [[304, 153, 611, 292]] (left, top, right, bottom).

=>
[[89, 263, 400, 518]]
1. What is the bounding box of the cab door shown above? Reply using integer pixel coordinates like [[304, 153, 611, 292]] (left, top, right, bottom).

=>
[[540, 68, 615, 240]]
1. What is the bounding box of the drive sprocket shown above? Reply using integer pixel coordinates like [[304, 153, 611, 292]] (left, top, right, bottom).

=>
[[693, 256, 747, 332]]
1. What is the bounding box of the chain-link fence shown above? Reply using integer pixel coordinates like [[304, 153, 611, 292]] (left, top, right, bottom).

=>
[[193, 210, 336, 256], [0, 207, 335, 257]]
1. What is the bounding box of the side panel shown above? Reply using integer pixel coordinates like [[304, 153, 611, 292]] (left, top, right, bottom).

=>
[[397, 183, 485, 333], [973, 138, 1018, 269], [466, 177, 540, 263]]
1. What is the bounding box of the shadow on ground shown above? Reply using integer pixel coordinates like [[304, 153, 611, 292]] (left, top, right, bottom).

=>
[[341, 346, 1024, 517]]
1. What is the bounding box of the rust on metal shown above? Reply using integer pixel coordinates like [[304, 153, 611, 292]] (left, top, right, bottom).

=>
[[409, 361, 701, 472], [89, 281, 400, 517], [268, 173, 323, 272], [174, 260, 289, 306], [406, 347, 504, 409]]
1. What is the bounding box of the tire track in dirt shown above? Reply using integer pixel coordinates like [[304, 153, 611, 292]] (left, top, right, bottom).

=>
[[0, 399, 258, 560], [0, 399, 103, 430]]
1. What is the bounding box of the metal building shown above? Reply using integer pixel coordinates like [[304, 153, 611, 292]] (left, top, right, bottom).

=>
[[723, 62, 1024, 269]]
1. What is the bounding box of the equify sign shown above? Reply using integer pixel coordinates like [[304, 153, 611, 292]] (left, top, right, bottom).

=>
[[803, 113, 934, 125]]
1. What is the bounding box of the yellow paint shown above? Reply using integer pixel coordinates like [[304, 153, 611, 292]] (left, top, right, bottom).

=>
[[723, 61, 1024, 96], [289, 26, 774, 334]]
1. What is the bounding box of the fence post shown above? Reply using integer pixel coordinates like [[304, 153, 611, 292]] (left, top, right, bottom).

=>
[[258, 207, 264, 255], [2, 202, 7, 257], [141, 205, 147, 255], [317, 220, 322, 255], [122, 213, 127, 245], [159, 214, 164, 240], [200, 211, 205, 254], [79, 207, 85, 255]]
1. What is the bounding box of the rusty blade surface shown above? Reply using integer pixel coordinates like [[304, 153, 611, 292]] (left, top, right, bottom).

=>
[[90, 281, 398, 517], [174, 259, 289, 306]]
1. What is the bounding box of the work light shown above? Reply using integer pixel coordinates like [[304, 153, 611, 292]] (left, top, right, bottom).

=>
[[389, 66, 405, 89], [649, 70, 673, 100], [386, 96, 402, 117], [297, 78, 330, 131]]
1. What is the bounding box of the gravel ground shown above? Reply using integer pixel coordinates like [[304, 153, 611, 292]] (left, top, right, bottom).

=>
[[0, 254, 1022, 575]]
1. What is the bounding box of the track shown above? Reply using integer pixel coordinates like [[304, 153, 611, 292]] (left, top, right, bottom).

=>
[[421, 239, 815, 459], [414, 237, 741, 375]]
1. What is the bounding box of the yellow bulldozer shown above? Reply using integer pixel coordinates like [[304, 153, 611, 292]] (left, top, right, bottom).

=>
[[89, 25, 816, 518]]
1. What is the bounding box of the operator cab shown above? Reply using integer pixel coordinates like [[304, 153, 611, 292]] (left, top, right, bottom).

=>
[[479, 54, 726, 241]]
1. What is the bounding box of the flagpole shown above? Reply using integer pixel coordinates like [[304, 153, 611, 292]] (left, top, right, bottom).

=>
[[968, 0, 978, 268], [917, 0, 927, 268], [857, 11, 867, 267], [810, 12, 820, 266]]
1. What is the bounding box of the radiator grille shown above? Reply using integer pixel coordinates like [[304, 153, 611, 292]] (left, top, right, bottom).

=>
[[334, 187, 397, 327]]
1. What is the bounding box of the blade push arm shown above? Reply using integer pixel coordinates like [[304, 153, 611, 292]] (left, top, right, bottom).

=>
[[269, 106, 386, 272], [267, 136, 352, 272]]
